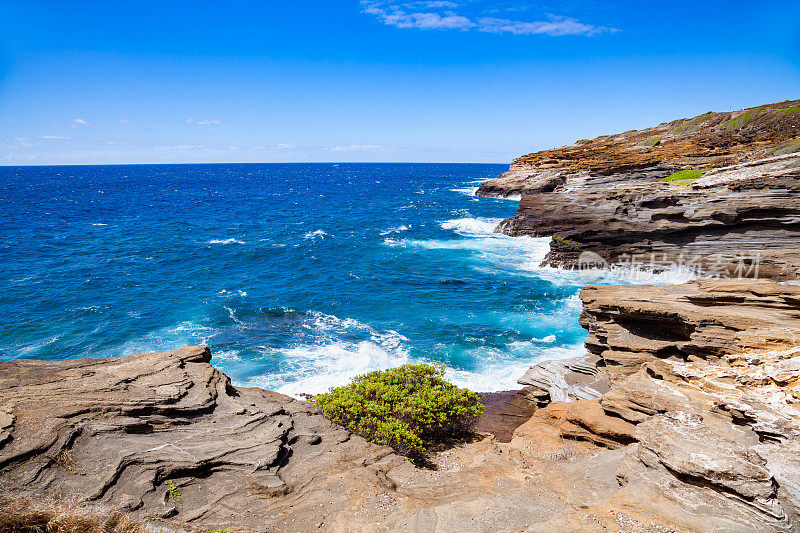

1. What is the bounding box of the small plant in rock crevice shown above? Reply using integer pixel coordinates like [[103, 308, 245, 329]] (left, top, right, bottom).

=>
[[165, 480, 181, 506], [44, 449, 86, 476]]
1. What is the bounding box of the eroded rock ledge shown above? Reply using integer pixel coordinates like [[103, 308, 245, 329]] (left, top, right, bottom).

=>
[[4, 280, 800, 533], [515, 279, 800, 531]]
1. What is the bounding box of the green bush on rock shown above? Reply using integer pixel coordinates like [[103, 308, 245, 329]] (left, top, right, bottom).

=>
[[313, 364, 483, 461], [662, 168, 710, 183]]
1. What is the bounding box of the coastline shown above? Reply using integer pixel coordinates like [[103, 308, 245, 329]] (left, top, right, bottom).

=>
[[2, 101, 800, 532]]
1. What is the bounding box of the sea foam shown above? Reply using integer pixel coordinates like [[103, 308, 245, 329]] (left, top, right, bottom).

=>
[[440, 217, 503, 236], [208, 238, 245, 245], [304, 229, 327, 239]]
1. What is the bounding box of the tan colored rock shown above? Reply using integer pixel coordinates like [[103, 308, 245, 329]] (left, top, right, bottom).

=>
[[532, 399, 637, 449], [600, 369, 700, 423], [580, 279, 800, 379]]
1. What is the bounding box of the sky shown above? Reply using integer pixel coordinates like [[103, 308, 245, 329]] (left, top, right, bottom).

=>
[[0, 1, 799, 165]]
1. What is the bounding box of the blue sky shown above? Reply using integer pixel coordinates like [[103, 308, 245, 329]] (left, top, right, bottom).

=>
[[0, 1, 798, 165]]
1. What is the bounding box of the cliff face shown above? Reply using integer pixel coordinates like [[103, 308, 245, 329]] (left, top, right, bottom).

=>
[[478, 100, 800, 279]]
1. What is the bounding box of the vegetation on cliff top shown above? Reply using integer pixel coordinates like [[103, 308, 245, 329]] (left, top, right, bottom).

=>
[[314, 364, 483, 461], [512, 99, 800, 172], [662, 168, 710, 182]]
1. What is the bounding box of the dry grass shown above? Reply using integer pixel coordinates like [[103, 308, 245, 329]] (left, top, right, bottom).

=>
[[0, 494, 152, 533]]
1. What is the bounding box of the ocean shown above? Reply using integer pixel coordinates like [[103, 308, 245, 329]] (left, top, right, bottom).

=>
[[0, 163, 647, 396]]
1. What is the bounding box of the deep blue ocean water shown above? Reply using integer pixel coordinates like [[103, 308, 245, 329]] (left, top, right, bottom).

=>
[[0, 163, 600, 395]]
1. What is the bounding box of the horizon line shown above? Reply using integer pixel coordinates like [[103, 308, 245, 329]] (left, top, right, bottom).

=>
[[0, 161, 509, 168]]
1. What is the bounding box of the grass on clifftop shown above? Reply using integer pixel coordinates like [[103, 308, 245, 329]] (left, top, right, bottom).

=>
[[722, 106, 770, 130], [314, 364, 483, 461], [662, 168, 710, 183]]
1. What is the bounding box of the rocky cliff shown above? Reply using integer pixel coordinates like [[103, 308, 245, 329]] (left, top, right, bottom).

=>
[[478, 100, 800, 279]]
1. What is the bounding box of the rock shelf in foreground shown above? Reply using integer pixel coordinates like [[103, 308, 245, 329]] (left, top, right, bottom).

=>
[[3, 279, 800, 533]]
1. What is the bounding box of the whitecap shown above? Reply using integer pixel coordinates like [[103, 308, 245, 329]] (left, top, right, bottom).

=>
[[382, 238, 403, 247], [245, 340, 411, 398], [304, 229, 327, 239], [524, 262, 701, 287], [241, 313, 411, 398], [379, 225, 409, 236], [208, 238, 245, 245], [497, 194, 522, 201], [212, 349, 243, 363], [91, 223, 108, 226], [18, 335, 60, 356], [224, 306, 245, 325]]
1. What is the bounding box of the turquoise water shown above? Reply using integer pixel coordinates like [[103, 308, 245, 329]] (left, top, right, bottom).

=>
[[0, 163, 593, 395]]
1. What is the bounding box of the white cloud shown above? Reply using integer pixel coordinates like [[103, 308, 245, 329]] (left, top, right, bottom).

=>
[[40, 135, 69, 140], [71, 118, 90, 128], [276, 143, 295, 149], [361, 1, 616, 36], [420, 1, 459, 7], [478, 16, 614, 36], [185, 118, 222, 126], [11, 137, 36, 147], [364, 4, 474, 30]]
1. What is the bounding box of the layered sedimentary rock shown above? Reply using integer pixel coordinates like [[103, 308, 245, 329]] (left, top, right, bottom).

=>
[[0, 347, 407, 531], [512, 279, 800, 531], [481, 101, 800, 179], [478, 101, 800, 279], [5, 101, 800, 532], [0, 346, 719, 532], [492, 154, 800, 279], [487, 101, 800, 531], [5, 310, 800, 532]]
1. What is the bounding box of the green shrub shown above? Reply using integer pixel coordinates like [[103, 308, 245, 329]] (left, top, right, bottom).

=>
[[776, 106, 800, 114], [641, 136, 661, 147], [575, 139, 593, 144], [662, 168, 710, 182], [313, 364, 483, 461]]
